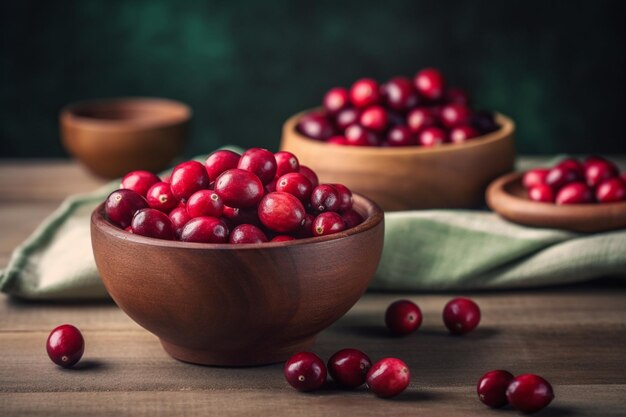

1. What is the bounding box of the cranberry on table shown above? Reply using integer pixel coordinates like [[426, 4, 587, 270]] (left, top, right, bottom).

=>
[[323, 87, 350, 114], [334, 107, 361, 131], [506, 374, 554, 414], [555, 182, 594, 205], [311, 184, 341, 212], [449, 125, 479, 144], [169, 206, 192, 238], [440, 104, 471, 128], [46, 324, 84, 368], [275, 173, 313, 203], [328, 348, 372, 389], [344, 124, 379, 147], [385, 299, 423, 336], [366, 357, 411, 398], [419, 127, 446, 147], [359, 105, 389, 132], [214, 169, 264, 208], [596, 178, 626, 203], [205, 150, 241, 181], [170, 161, 211, 201], [274, 151, 300, 178], [585, 159, 619, 187], [414, 68, 445, 100], [349, 78, 380, 108], [523, 168, 550, 189], [121, 170, 160, 197], [105, 189, 148, 229], [146, 181, 179, 213], [258, 192, 306, 233], [386, 126, 417, 147], [297, 112, 335, 140], [186, 190, 224, 218], [406, 107, 436, 133], [180, 216, 228, 243], [131, 208, 175, 240], [341, 209, 364, 229], [312, 212, 346, 236], [381, 76, 418, 111], [298, 165, 319, 188], [528, 184, 555, 203], [443, 297, 481, 335], [545, 165, 582, 190], [477, 369, 514, 408], [229, 224, 268, 244], [237, 147, 277, 185], [284, 352, 327, 392]]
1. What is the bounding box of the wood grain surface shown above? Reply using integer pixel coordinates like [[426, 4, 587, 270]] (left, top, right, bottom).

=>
[[1, 159, 626, 417]]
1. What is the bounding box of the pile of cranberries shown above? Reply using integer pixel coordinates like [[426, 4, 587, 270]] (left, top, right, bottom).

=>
[[478, 370, 554, 413], [523, 156, 626, 204], [296, 68, 500, 147], [104, 148, 364, 243]]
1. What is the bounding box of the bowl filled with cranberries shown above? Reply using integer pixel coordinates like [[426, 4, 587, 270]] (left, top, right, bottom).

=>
[[90, 148, 384, 366], [487, 156, 626, 232], [280, 68, 515, 211]]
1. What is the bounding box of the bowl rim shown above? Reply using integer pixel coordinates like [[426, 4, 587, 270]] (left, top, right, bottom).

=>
[[283, 108, 515, 155], [91, 192, 384, 250]]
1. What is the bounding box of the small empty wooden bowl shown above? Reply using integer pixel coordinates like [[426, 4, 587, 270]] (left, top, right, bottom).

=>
[[60, 98, 190, 179], [91, 194, 384, 366], [280, 109, 515, 211], [487, 172, 626, 232]]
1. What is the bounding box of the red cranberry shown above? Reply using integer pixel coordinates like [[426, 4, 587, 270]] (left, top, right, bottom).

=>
[[170, 161, 211, 201], [443, 297, 481, 335], [205, 150, 241, 181], [298, 165, 319, 188], [414, 68, 445, 100], [385, 299, 423, 336], [349, 78, 380, 108], [131, 208, 175, 240], [440, 104, 471, 128], [222, 205, 260, 228], [121, 170, 160, 197], [523, 168, 550, 189], [327, 135, 348, 145], [46, 324, 84, 368], [311, 184, 341, 212], [297, 112, 335, 140], [585, 159, 619, 187], [294, 213, 315, 239], [323, 87, 350, 114], [556, 182, 594, 205], [546, 165, 583, 190], [381, 76, 418, 111], [449, 125, 479, 144], [214, 169, 264, 208], [312, 212, 346, 236], [276, 173, 313, 203], [271, 235, 296, 242], [284, 352, 327, 392], [596, 178, 626, 203], [229, 224, 268, 244], [265, 178, 278, 193], [506, 374, 554, 414], [328, 348, 372, 389], [180, 216, 228, 243], [186, 190, 224, 218], [146, 181, 179, 213], [528, 184, 555, 203], [477, 370, 514, 408], [274, 151, 300, 178], [386, 126, 417, 147], [556, 158, 584, 174], [445, 87, 470, 106], [334, 107, 361, 131], [341, 209, 363, 229], [406, 107, 436, 132], [105, 189, 149, 229], [237, 148, 277, 185], [471, 110, 499, 134], [169, 206, 191, 238], [331, 183, 353, 211], [344, 124, 379, 147], [419, 127, 446, 147], [359, 105, 389, 132], [366, 358, 410, 398], [258, 192, 306, 233]]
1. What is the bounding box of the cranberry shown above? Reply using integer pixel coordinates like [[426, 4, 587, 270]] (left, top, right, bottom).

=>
[[46, 324, 84, 368], [146, 181, 179, 213], [312, 212, 346, 236], [121, 170, 160, 197], [334, 107, 361, 131], [349, 78, 380, 108], [297, 112, 335, 140], [386, 126, 417, 147], [327, 135, 348, 145], [528, 184, 555, 203], [359, 105, 389, 132], [596, 178, 626, 203], [556, 182, 594, 205], [449, 125, 479, 144], [545, 165, 582, 190], [366, 358, 410, 398], [330, 184, 352, 211], [105, 189, 149, 229], [294, 213, 315, 238], [445, 87, 470, 106], [258, 192, 306, 233], [323, 87, 350, 114], [180, 217, 228, 243], [205, 150, 241, 181], [186, 190, 224, 218], [381, 76, 418, 111], [229, 224, 268, 244], [556, 158, 584, 174], [311, 184, 341, 212], [221, 205, 260, 228], [471, 110, 499, 134], [276, 173, 313, 203], [522, 168, 550, 189], [328, 348, 372, 389], [168, 206, 191, 238], [131, 208, 175, 240], [585, 159, 619, 187], [506, 374, 554, 414], [406, 107, 436, 132], [284, 352, 327, 392], [414, 68, 445, 100], [477, 370, 514, 408], [237, 148, 277, 185], [440, 104, 471, 128], [344, 124, 379, 147], [419, 127, 446, 147], [170, 161, 211, 201], [299, 165, 319, 188], [274, 151, 300, 178], [341, 209, 363, 229], [385, 299, 423, 336], [214, 169, 264, 208], [443, 297, 481, 335], [271, 235, 296, 242]]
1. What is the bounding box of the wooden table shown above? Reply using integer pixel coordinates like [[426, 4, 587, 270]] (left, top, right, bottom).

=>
[[1, 159, 625, 417]]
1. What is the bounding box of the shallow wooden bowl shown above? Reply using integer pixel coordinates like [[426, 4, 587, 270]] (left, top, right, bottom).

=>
[[487, 172, 626, 232], [91, 194, 384, 366], [61, 98, 190, 179], [280, 109, 515, 211]]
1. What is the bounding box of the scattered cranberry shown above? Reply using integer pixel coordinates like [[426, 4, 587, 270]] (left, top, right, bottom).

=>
[[350, 78, 380, 108], [105, 189, 148, 229], [214, 169, 264, 208], [366, 358, 410, 398], [258, 192, 306, 233], [477, 370, 514, 408], [237, 148, 277, 185], [298, 165, 319, 188], [385, 299, 423, 336], [382, 76, 418, 110], [328, 348, 372, 389], [284, 352, 327, 392], [585, 159, 619, 187], [311, 184, 341, 212], [131, 208, 175, 240], [344, 124, 379, 147], [555, 182, 594, 205], [414, 68, 445, 100], [146, 181, 179, 213], [312, 212, 346, 236], [186, 190, 224, 218], [323, 87, 350, 114], [46, 324, 84, 368], [229, 224, 268, 244], [419, 127, 446, 147], [276, 173, 313, 203], [596, 178, 626, 203], [386, 126, 417, 147], [522, 168, 550, 189], [406, 107, 436, 133], [528, 184, 555, 203], [121, 170, 160, 197], [506, 374, 554, 414], [297, 112, 335, 140], [360, 105, 389, 132], [205, 150, 241, 181], [443, 297, 481, 335], [180, 216, 228, 243]]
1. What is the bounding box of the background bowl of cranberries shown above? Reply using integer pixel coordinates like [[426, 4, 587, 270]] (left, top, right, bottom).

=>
[[487, 156, 626, 232], [90, 148, 384, 366], [280, 68, 515, 211]]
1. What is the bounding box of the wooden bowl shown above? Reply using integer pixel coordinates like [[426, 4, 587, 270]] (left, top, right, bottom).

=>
[[280, 109, 515, 211], [60, 98, 190, 179], [91, 194, 384, 366], [487, 172, 626, 232]]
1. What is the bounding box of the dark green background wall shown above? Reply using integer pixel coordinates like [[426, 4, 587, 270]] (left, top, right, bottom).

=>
[[1, 0, 625, 157]]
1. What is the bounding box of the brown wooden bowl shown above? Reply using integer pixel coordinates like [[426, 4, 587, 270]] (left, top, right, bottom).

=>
[[487, 172, 626, 232], [60, 98, 191, 179], [280, 109, 515, 211], [91, 194, 384, 366]]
